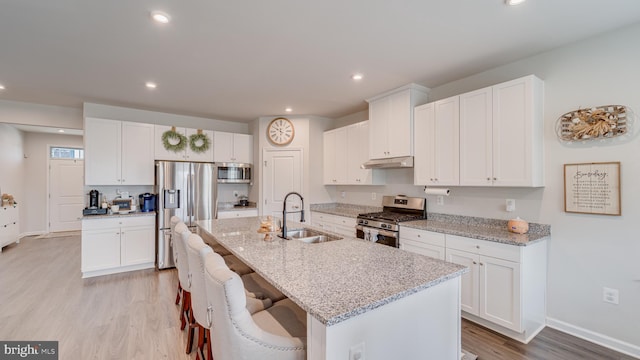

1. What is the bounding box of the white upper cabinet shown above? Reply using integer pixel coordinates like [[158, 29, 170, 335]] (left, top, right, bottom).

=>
[[414, 96, 460, 186], [154, 125, 214, 162], [85, 118, 154, 185], [347, 121, 372, 184], [121, 122, 155, 184], [213, 132, 253, 164], [460, 75, 544, 187], [323, 127, 348, 184], [367, 84, 429, 160], [324, 121, 379, 185]]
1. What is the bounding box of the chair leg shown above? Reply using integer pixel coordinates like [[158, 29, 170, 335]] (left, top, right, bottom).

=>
[[186, 303, 196, 354], [180, 291, 191, 330], [175, 282, 182, 305], [186, 320, 195, 354], [205, 328, 213, 360], [196, 324, 205, 360]]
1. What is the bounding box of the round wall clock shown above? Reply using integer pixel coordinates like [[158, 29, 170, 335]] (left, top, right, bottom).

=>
[[267, 117, 295, 145]]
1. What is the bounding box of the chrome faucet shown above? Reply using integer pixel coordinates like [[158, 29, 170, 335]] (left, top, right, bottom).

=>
[[282, 191, 305, 239]]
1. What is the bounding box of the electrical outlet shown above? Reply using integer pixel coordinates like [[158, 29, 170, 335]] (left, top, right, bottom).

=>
[[233, 191, 239, 198], [506, 199, 516, 212], [603, 287, 619, 304], [341, 191, 346, 198], [349, 342, 365, 360], [371, 192, 376, 200], [436, 195, 444, 206]]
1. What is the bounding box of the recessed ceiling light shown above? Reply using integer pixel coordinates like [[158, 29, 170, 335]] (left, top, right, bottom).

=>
[[151, 11, 171, 24], [285, 107, 293, 113], [0, 84, 5, 90], [351, 74, 363, 81], [58, 129, 65, 133], [505, 0, 526, 5], [145, 82, 157, 89]]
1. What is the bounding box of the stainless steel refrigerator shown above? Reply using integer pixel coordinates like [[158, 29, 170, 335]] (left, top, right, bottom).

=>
[[155, 161, 217, 269]]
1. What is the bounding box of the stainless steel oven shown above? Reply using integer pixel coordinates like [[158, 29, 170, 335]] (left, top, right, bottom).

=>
[[356, 225, 399, 247], [356, 195, 426, 248]]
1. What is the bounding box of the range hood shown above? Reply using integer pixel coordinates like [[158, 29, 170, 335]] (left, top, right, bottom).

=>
[[361, 156, 414, 169]]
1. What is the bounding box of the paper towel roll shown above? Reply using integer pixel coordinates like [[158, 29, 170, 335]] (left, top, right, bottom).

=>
[[424, 187, 450, 196]]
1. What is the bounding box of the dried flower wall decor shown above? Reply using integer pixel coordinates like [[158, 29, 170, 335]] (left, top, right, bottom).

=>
[[556, 105, 628, 142]]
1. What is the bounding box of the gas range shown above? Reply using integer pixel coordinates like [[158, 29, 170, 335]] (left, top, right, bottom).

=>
[[356, 195, 426, 247]]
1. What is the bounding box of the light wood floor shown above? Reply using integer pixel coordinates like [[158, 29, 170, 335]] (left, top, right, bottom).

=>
[[1, 235, 635, 360]]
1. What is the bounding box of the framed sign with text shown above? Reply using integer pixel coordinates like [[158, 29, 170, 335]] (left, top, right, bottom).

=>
[[564, 162, 621, 216]]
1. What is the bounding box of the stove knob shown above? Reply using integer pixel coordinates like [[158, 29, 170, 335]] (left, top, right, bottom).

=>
[[365, 221, 369, 225], [381, 224, 387, 229]]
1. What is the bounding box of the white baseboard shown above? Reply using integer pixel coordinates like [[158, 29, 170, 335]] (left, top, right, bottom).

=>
[[546, 317, 640, 359], [19, 231, 46, 238]]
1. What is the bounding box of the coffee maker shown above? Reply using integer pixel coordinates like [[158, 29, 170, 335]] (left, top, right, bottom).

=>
[[83, 189, 108, 215], [89, 189, 99, 209]]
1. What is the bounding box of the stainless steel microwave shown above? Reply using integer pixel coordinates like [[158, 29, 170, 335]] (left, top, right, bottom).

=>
[[217, 163, 252, 184]]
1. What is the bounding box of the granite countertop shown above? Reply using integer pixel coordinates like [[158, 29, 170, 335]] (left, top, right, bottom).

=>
[[310, 203, 381, 218], [402, 213, 551, 246], [196, 217, 466, 326], [311, 203, 550, 247], [82, 211, 156, 220]]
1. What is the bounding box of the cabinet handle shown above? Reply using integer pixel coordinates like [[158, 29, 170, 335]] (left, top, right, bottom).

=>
[[472, 261, 477, 265], [480, 262, 484, 266], [434, 178, 438, 181], [487, 177, 491, 181], [493, 177, 497, 181], [476, 245, 480, 249], [122, 179, 125, 182], [417, 234, 421, 237]]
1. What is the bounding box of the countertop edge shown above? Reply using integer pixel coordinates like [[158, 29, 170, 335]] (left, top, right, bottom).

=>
[[82, 211, 157, 220]]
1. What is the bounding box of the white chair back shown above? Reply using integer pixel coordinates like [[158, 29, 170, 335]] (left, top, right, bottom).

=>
[[186, 233, 214, 326], [174, 222, 191, 291], [203, 261, 306, 360], [170, 216, 181, 268]]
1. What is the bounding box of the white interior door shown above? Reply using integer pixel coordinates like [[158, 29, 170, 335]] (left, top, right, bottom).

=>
[[262, 149, 303, 222], [49, 159, 85, 232]]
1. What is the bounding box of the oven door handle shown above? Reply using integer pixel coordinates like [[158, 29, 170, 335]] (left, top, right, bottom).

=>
[[377, 229, 398, 238]]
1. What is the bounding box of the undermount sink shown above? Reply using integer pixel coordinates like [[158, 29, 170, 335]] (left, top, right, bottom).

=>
[[280, 228, 342, 243]]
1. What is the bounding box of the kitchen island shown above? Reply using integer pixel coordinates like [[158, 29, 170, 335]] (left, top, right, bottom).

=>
[[197, 217, 466, 360]]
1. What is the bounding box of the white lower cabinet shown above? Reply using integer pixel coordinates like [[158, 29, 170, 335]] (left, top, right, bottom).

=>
[[400, 226, 547, 343], [217, 209, 259, 219], [399, 227, 445, 260], [310, 212, 356, 238], [0, 205, 19, 252], [82, 216, 155, 278], [446, 234, 546, 343]]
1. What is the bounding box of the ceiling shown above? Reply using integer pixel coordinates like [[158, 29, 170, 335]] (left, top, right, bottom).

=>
[[1, 1, 640, 123]]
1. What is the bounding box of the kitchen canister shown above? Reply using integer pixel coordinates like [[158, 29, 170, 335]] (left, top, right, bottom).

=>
[[507, 217, 529, 234]]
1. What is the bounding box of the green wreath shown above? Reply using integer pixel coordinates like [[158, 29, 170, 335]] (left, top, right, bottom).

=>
[[162, 128, 187, 153], [189, 132, 211, 153]]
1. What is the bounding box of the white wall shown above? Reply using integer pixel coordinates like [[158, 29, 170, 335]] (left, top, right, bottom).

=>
[[23, 132, 83, 234], [0, 99, 82, 129], [83, 103, 248, 133], [333, 23, 640, 354], [253, 116, 334, 217], [0, 124, 25, 233]]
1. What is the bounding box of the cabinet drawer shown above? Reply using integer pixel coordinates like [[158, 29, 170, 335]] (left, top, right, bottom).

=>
[[400, 240, 445, 260], [447, 235, 520, 262], [400, 227, 445, 247], [83, 215, 155, 231], [218, 209, 258, 219]]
